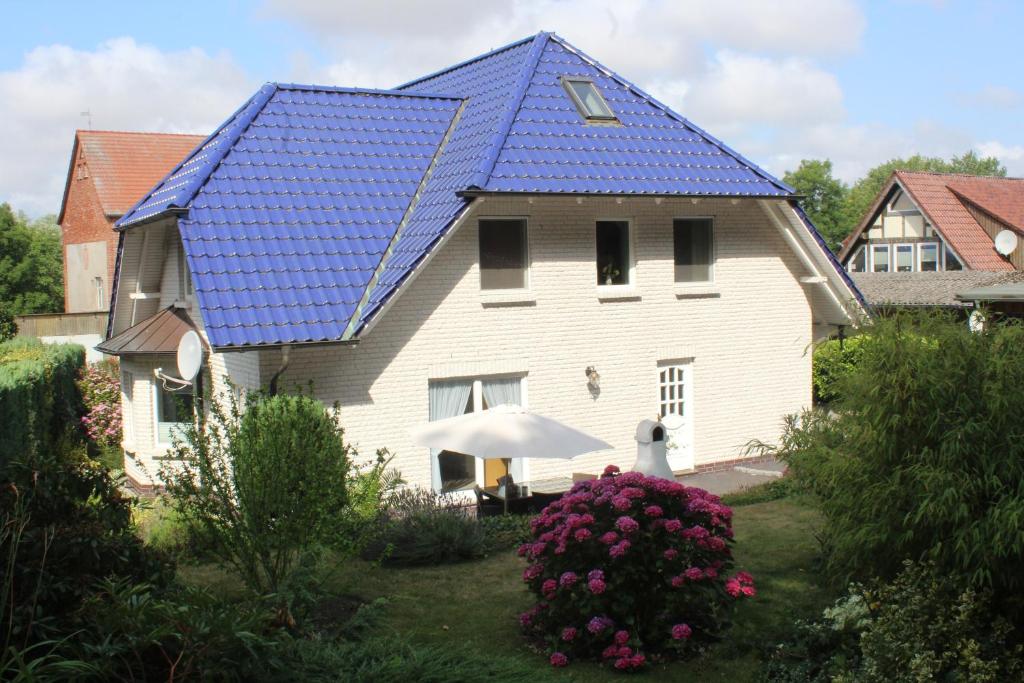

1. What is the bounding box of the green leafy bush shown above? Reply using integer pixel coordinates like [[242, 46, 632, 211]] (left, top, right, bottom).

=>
[[69, 578, 285, 682], [519, 467, 753, 671], [164, 390, 352, 601], [763, 312, 1024, 617], [0, 307, 15, 342], [1, 442, 170, 656], [811, 334, 867, 404], [720, 477, 794, 507], [479, 513, 533, 551], [762, 562, 1024, 682], [361, 488, 486, 566], [0, 338, 84, 462]]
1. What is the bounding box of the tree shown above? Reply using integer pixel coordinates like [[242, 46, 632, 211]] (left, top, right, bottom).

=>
[[0, 204, 63, 315], [783, 160, 849, 250], [842, 152, 1006, 236]]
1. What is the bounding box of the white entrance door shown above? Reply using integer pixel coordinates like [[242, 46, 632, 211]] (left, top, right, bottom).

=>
[[658, 363, 694, 471]]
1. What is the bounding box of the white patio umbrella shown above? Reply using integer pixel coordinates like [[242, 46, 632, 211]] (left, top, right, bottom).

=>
[[411, 404, 612, 513], [410, 404, 612, 461]]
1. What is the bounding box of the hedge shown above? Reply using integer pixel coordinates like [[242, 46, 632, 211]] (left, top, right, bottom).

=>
[[811, 335, 868, 405], [0, 338, 85, 463]]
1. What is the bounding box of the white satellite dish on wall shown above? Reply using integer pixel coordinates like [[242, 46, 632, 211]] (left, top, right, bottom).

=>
[[176, 330, 203, 382], [995, 229, 1018, 256]]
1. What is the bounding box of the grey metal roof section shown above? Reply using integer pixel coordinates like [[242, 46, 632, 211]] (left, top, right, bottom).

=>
[[850, 271, 1021, 308], [97, 306, 200, 356], [956, 276, 1024, 302]]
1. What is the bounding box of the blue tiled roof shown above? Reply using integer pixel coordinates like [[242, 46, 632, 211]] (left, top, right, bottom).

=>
[[113, 33, 825, 348], [119, 84, 462, 348]]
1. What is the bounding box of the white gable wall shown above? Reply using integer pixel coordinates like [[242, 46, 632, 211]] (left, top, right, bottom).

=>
[[241, 195, 818, 490]]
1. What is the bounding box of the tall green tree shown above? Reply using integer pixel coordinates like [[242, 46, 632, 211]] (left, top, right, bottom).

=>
[[783, 159, 849, 250], [0, 203, 63, 315], [841, 151, 1006, 236]]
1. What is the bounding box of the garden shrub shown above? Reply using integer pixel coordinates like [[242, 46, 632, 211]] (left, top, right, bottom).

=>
[[518, 466, 754, 671], [719, 477, 795, 507], [0, 338, 84, 462], [1, 441, 170, 655], [479, 513, 534, 551], [76, 358, 122, 452], [69, 578, 287, 682], [762, 312, 1024, 617], [164, 389, 352, 603], [811, 334, 867, 404], [762, 561, 1024, 682], [0, 307, 15, 342], [361, 487, 486, 566]]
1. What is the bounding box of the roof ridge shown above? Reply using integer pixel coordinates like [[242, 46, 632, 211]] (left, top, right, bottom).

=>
[[544, 33, 794, 195], [469, 32, 550, 189], [77, 129, 206, 138], [897, 170, 1024, 181], [116, 83, 279, 228], [396, 33, 540, 90], [272, 82, 463, 100]]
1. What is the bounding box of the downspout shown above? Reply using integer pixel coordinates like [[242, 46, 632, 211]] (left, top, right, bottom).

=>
[[267, 345, 291, 397]]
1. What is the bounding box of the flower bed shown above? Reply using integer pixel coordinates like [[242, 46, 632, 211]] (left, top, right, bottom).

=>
[[518, 465, 754, 671]]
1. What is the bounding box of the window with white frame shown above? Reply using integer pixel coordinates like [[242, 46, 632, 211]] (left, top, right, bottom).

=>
[[944, 243, 963, 271], [94, 276, 105, 310], [658, 365, 688, 419], [596, 220, 631, 286], [895, 244, 914, 272], [673, 218, 714, 283], [563, 78, 616, 121], [428, 376, 524, 492], [871, 244, 890, 272], [848, 245, 867, 272], [479, 219, 528, 290], [155, 377, 194, 444], [918, 243, 939, 271]]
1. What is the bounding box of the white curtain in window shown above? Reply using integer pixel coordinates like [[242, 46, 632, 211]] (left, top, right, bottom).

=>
[[482, 377, 521, 409], [428, 380, 473, 490]]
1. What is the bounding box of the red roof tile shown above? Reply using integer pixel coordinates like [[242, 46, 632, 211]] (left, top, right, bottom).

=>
[[74, 130, 206, 217], [945, 176, 1024, 234], [893, 172, 1014, 271]]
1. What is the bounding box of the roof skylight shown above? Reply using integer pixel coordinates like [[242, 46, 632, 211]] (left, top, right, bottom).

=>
[[563, 78, 616, 121]]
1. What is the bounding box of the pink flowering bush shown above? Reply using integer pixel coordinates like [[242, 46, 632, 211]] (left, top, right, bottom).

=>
[[77, 359, 122, 449], [518, 465, 754, 671]]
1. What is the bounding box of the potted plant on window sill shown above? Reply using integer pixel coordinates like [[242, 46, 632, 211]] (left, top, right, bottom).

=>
[[601, 263, 621, 286]]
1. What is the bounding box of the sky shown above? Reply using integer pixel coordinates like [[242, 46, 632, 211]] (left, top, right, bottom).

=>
[[3, 0, 1023, 217]]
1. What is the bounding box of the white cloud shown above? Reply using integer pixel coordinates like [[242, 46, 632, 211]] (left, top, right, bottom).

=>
[[266, 0, 864, 88], [956, 84, 1022, 110], [675, 51, 845, 132], [976, 141, 1024, 176], [0, 38, 253, 216]]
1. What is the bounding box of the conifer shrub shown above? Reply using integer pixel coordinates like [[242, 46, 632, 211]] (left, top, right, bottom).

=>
[[518, 466, 754, 671]]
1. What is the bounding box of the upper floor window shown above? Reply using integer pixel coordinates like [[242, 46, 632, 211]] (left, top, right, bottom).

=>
[[871, 244, 890, 272], [563, 78, 616, 121], [895, 244, 913, 272], [848, 245, 867, 272], [177, 241, 193, 300], [918, 243, 939, 271], [674, 218, 714, 283], [596, 220, 631, 286], [945, 244, 963, 271], [479, 218, 528, 290]]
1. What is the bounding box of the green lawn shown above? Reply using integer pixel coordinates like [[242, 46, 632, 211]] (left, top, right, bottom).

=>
[[287, 496, 828, 681]]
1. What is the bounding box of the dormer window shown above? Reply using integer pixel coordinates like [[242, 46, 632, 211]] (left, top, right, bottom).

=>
[[563, 78, 617, 122]]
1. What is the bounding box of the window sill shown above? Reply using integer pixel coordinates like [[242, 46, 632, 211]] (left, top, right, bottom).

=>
[[674, 284, 720, 299], [596, 286, 641, 302], [480, 290, 536, 307]]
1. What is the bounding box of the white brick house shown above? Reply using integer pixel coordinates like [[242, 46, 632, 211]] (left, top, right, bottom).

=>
[[99, 34, 864, 491]]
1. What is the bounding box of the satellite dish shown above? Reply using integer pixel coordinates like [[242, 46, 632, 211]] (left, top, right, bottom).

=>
[[176, 330, 203, 382], [995, 229, 1018, 256]]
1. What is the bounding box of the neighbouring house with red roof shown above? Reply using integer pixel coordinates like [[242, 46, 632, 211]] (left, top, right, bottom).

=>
[[838, 171, 1024, 310], [58, 130, 205, 313]]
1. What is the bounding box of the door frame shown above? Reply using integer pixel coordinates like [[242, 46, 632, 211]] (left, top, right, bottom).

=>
[[657, 360, 695, 471]]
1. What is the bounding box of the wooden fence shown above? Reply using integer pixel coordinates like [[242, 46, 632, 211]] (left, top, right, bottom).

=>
[[14, 311, 107, 338]]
